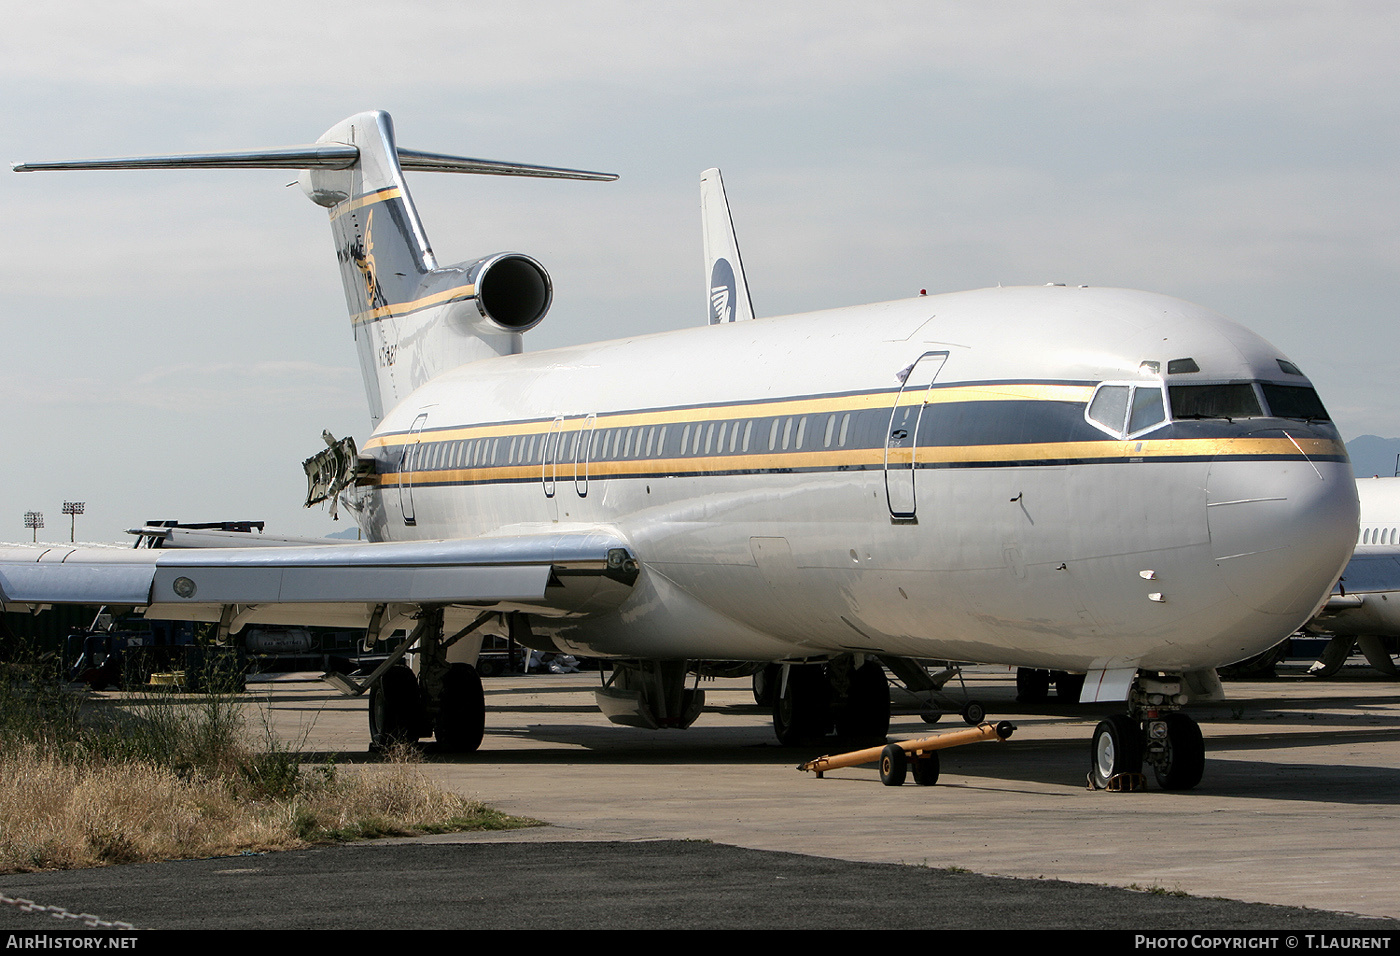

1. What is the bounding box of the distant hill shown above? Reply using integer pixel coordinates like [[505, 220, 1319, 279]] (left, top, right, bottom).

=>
[[1347, 435, 1400, 478]]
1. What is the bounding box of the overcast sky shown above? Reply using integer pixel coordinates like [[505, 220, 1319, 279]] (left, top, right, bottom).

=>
[[2, 2, 1398, 544]]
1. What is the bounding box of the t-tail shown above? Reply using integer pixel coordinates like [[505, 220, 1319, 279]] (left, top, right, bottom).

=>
[[700, 168, 755, 324], [14, 111, 617, 426]]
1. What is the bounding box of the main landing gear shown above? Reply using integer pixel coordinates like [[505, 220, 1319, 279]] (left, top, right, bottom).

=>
[[1088, 674, 1204, 791], [772, 656, 890, 745], [366, 608, 487, 753]]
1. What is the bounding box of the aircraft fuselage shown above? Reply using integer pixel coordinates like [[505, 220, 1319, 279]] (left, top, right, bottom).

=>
[[355, 284, 1359, 674]]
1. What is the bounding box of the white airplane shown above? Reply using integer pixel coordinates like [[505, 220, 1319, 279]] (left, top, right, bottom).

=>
[[1305, 477, 1400, 675], [3, 111, 1359, 790]]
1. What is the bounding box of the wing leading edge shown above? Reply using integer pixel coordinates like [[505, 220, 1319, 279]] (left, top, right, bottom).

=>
[[0, 532, 639, 628]]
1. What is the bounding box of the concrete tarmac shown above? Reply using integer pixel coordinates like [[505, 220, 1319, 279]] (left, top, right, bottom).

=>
[[5, 661, 1400, 930], [255, 661, 1400, 920]]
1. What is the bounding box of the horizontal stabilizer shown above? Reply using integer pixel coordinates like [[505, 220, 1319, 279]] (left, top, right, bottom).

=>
[[12, 145, 360, 172], [14, 145, 616, 181], [395, 149, 616, 180]]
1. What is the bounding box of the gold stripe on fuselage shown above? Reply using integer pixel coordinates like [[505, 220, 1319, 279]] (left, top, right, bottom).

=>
[[362, 383, 1097, 451], [367, 437, 1348, 488]]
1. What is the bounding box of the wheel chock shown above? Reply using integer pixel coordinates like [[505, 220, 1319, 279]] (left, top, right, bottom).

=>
[[798, 720, 1017, 784], [1087, 771, 1146, 792]]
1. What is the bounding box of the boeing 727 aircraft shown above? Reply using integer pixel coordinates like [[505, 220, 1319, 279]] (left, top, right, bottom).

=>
[[2, 111, 1360, 790]]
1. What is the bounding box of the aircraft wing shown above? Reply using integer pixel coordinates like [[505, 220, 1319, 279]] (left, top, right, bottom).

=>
[[1331, 550, 1400, 600], [0, 532, 638, 629]]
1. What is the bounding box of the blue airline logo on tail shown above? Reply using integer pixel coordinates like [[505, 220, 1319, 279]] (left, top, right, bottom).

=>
[[709, 258, 737, 324]]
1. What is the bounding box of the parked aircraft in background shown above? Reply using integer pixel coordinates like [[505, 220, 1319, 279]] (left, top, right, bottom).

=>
[[1, 111, 1359, 791], [1306, 477, 1400, 676]]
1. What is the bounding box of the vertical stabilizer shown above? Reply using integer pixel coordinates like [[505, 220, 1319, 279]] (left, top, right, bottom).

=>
[[300, 112, 452, 424], [700, 168, 756, 324]]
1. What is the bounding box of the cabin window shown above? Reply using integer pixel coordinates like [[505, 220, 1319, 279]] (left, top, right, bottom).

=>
[[743, 420, 753, 452], [839, 413, 851, 447], [769, 419, 780, 451], [795, 417, 807, 449], [704, 423, 715, 455]]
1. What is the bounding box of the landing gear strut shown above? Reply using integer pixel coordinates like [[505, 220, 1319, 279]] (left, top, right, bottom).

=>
[[1088, 673, 1205, 791], [365, 608, 489, 753]]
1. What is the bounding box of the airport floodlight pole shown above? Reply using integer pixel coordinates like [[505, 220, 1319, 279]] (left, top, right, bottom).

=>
[[62, 501, 85, 542], [24, 511, 43, 543]]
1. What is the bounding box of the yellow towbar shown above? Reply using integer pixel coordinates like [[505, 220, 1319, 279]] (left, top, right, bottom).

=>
[[799, 720, 1017, 787]]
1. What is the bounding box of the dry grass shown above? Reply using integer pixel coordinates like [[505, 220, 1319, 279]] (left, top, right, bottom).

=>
[[0, 658, 535, 872]]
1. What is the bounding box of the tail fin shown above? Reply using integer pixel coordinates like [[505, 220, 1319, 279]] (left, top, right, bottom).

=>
[[700, 168, 755, 324], [14, 111, 616, 426]]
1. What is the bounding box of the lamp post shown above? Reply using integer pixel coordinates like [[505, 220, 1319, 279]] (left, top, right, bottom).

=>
[[62, 501, 85, 543], [23, 511, 43, 543]]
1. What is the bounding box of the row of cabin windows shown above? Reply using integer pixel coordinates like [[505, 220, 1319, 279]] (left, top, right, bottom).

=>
[[404, 412, 858, 472], [1362, 527, 1399, 545]]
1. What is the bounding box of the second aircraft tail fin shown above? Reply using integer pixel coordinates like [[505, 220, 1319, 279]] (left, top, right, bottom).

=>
[[700, 168, 756, 324]]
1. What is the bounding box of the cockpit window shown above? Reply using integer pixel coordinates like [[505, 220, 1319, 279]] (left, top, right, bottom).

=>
[[1087, 386, 1129, 433], [1087, 382, 1167, 438], [1128, 387, 1166, 433], [1168, 384, 1263, 420], [1260, 383, 1331, 421]]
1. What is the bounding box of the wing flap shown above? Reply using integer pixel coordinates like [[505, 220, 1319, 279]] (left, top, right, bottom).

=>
[[150, 563, 550, 605]]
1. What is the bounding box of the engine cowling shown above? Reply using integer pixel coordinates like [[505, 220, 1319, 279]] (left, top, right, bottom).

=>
[[463, 252, 552, 332]]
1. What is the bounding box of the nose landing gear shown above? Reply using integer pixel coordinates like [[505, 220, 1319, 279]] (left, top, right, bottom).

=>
[[1088, 674, 1204, 791]]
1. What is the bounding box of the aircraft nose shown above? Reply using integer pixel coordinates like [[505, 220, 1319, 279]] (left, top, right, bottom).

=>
[[1205, 440, 1358, 619]]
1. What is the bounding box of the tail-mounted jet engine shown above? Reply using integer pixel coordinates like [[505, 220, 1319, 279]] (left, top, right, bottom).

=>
[[451, 252, 553, 333], [431, 251, 551, 338]]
